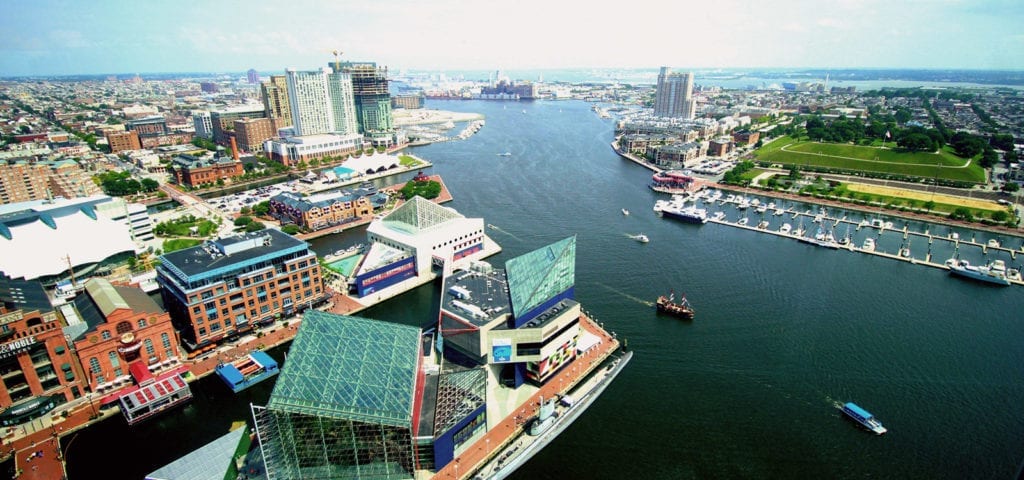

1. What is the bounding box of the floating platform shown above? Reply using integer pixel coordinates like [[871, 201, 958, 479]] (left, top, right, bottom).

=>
[[215, 351, 279, 393]]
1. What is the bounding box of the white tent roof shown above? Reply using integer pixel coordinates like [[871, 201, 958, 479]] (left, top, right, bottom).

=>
[[0, 207, 138, 280]]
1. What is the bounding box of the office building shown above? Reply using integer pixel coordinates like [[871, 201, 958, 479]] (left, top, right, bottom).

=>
[[126, 116, 169, 137], [156, 229, 324, 356], [233, 117, 274, 154], [246, 69, 259, 84], [260, 75, 293, 130], [654, 67, 696, 119], [210, 105, 267, 146], [107, 131, 143, 153], [200, 82, 218, 94], [0, 274, 84, 425], [192, 111, 214, 140]]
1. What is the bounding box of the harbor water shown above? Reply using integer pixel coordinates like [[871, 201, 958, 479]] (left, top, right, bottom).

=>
[[65, 99, 1024, 479]]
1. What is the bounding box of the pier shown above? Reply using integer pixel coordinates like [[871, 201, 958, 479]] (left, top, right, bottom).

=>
[[667, 191, 1024, 286]]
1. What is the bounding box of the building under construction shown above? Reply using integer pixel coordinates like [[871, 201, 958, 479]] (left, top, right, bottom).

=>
[[329, 61, 394, 143]]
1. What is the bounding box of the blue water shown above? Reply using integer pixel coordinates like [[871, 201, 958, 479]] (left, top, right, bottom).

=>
[[65, 99, 1024, 479]]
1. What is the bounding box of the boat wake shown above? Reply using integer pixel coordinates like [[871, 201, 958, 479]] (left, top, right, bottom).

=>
[[487, 223, 522, 241], [595, 283, 655, 307]]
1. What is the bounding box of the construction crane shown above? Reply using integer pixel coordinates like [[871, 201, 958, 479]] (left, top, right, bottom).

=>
[[332, 50, 343, 72]]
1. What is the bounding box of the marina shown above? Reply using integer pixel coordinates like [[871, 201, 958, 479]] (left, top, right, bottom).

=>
[[656, 188, 1024, 286]]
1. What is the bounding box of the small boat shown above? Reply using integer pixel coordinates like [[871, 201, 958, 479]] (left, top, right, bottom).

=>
[[630, 233, 649, 243], [756, 220, 770, 229], [779, 223, 792, 234], [987, 239, 1001, 248], [862, 237, 876, 252], [840, 402, 887, 435], [655, 291, 694, 319], [496, 152, 512, 157], [712, 211, 726, 221], [737, 217, 749, 226], [215, 351, 280, 393], [622, 208, 630, 216]]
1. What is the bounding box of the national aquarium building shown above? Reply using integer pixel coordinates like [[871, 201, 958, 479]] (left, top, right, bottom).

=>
[[251, 310, 488, 479]]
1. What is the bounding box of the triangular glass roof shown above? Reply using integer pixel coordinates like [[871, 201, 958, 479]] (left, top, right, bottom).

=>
[[505, 236, 576, 319], [267, 311, 421, 427], [382, 196, 462, 235]]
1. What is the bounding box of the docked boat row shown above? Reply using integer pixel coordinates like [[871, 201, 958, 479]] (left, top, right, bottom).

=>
[[652, 189, 1024, 287]]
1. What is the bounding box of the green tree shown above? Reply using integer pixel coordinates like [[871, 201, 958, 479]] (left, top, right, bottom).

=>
[[239, 206, 251, 215], [140, 178, 159, 192], [924, 200, 936, 212], [281, 224, 301, 235], [234, 216, 253, 227], [950, 207, 974, 221], [244, 221, 266, 232], [253, 201, 270, 216], [1002, 182, 1020, 193], [991, 210, 1009, 222]]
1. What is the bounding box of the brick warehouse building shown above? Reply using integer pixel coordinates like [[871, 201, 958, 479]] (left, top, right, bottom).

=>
[[0, 274, 85, 426], [68, 278, 182, 396], [156, 229, 325, 357]]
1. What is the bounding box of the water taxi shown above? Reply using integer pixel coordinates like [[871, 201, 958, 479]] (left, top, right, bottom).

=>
[[840, 402, 887, 435]]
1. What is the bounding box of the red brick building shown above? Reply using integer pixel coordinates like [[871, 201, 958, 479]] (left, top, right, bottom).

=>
[[0, 275, 85, 426], [69, 279, 182, 395], [234, 117, 274, 154], [171, 153, 244, 188], [106, 131, 142, 153], [733, 130, 760, 147]]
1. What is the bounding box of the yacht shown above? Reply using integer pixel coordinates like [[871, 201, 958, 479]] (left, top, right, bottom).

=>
[[779, 223, 792, 234], [630, 233, 650, 243], [945, 258, 1011, 286]]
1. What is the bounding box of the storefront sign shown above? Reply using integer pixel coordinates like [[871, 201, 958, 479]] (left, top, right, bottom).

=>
[[0, 336, 36, 359]]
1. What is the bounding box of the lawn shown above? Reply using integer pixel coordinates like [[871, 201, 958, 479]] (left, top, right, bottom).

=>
[[154, 217, 218, 237], [399, 154, 422, 167], [755, 136, 986, 183], [163, 238, 203, 253]]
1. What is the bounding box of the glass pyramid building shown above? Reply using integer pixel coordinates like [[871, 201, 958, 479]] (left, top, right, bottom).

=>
[[381, 195, 462, 235], [505, 235, 576, 327], [253, 310, 422, 479]]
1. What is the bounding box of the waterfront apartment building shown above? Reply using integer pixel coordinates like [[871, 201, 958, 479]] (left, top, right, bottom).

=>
[[392, 94, 425, 110], [328, 71, 359, 136], [286, 68, 336, 137], [233, 117, 274, 154], [653, 141, 708, 169], [268, 188, 378, 231], [654, 67, 696, 120], [0, 159, 101, 205], [210, 105, 267, 146], [156, 229, 325, 356], [67, 279, 181, 394], [106, 130, 142, 153], [0, 274, 84, 425], [260, 75, 293, 130], [171, 153, 244, 187]]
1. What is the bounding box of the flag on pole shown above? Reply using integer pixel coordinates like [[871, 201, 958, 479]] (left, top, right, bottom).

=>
[[885, 130, 891, 139]]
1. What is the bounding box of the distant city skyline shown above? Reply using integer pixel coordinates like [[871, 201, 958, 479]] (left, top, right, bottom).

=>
[[2, 0, 1023, 77]]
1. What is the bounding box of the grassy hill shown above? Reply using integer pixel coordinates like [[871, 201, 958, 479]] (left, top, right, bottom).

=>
[[755, 136, 986, 183]]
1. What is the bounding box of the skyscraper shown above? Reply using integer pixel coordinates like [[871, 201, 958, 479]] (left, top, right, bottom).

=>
[[328, 71, 359, 136], [285, 68, 335, 136], [654, 67, 696, 119], [331, 61, 393, 136], [246, 68, 259, 84], [260, 75, 293, 129]]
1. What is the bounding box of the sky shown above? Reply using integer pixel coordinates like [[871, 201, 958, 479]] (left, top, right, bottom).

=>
[[1, 0, 1023, 76]]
